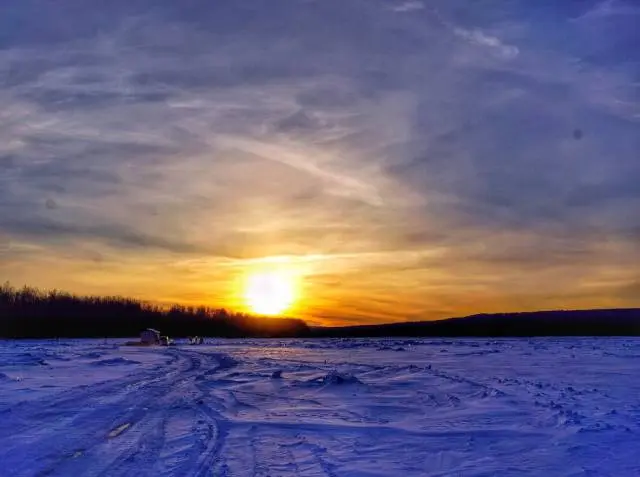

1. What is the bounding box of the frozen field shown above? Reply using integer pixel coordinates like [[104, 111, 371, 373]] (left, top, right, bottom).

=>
[[1, 338, 639, 476]]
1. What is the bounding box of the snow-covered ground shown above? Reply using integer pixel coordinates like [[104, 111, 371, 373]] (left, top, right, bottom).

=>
[[1, 338, 639, 476]]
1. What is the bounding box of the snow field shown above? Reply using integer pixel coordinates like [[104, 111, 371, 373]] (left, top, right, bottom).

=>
[[1, 338, 639, 476]]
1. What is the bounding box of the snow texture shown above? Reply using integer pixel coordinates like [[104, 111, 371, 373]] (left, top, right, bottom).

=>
[[1, 338, 639, 476]]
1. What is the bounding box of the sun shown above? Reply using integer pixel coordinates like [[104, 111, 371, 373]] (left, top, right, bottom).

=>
[[244, 270, 297, 316]]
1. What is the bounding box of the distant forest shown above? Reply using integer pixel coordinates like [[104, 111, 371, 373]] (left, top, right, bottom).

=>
[[2, 283, 640, 339], [0, 283, 309, 339]]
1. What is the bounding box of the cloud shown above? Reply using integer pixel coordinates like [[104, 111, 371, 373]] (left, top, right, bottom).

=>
[[1, 0, 638, 323], [575, 0, 640, 20], [452, 28, 519, 59], [391, 1, 425, 13]]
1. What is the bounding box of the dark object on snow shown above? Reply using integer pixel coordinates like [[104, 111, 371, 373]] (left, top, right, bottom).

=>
[[321, 370, 361, 386], [125, 328, 161, 346], [160, 335, 175, 346], [140, 328, 161, 345], [125, 329, 172, 346]]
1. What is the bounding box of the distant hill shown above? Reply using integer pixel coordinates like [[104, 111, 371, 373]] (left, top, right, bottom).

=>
[[311, 309, 640, 337]]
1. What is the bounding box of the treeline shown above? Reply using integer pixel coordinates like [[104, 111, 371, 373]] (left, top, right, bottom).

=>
[[312, 309, 640, 337], [3, 282, 639, 339], [0, 283, 309, 339]]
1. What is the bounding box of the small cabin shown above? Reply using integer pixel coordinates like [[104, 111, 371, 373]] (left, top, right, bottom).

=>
[[140, 328, 161, 345]]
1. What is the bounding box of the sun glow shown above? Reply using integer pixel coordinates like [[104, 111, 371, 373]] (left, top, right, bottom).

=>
[[244, 269, 297, 316]]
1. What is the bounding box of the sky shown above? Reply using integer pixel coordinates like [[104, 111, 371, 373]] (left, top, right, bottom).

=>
[[0, 0, 639, 326]]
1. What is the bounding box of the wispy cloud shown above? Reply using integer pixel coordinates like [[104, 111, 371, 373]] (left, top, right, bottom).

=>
[[452, 27, 520, 59], [1, 0, 638, 324], [391, 1, 425, 13], [574, 0, 640, 20]]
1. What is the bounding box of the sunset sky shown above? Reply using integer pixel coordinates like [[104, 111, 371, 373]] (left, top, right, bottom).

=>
[[1, 0, 638, 325]]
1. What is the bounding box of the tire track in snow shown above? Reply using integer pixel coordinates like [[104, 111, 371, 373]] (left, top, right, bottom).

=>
[[4, 351, 187, 476], [189, 352, 243, 477], [2, 348, 236, 477], [190, 401, 228, 477]]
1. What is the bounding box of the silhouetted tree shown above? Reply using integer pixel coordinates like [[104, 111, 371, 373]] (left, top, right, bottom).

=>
[[0, 282, 309, 339]]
